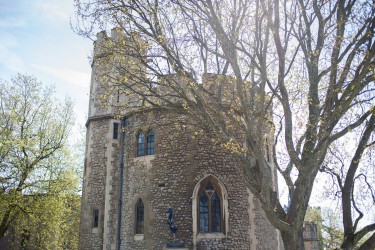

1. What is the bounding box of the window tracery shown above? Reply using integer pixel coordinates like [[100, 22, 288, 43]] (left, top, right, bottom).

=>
[[198, 180, 223, 233]]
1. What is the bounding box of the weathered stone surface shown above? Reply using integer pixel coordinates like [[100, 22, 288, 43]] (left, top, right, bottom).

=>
[[80, 109, 280, 250], [79, 29, 281, 250]]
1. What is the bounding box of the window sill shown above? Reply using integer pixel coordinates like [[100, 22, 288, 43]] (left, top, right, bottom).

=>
[[134, 234, 144, 241], [134, 155, 155, 160], [134, 155, 155, 167], [197, 232, 226, 239]]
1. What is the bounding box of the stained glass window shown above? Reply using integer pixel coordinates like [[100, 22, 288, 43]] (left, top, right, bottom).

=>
[[136, 199, 144, 234]]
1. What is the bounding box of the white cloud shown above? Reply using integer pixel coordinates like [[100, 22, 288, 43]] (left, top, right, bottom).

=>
[[35, 1, 72, 22], [30, 64, 90, 88], [30, 63, 91, 126]]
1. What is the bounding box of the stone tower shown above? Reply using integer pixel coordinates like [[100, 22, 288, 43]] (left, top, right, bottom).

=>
[[79, 28, 281, 250]]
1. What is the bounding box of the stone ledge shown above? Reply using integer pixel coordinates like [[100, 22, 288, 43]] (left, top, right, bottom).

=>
[[134, 234, 144, 241], [197, 232, 226, 239]]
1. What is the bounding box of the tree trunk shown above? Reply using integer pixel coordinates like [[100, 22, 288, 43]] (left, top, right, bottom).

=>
[[281, 228, 305, 250], [0, 209, 11, 239], [358, 232, 375, 250], [341, 234, 355, 250]]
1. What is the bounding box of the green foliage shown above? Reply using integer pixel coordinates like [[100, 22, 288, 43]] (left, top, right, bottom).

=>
[[320, 208, 344, 250], [73, 0, 375, 248], [0, 74, 81, 249], [306, 207, 374, 250], [6, 190, 81, 250]]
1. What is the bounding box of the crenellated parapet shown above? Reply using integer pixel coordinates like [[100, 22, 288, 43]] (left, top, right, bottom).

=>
[[88, 28, 148, 119], [90, 28, 271, 121]]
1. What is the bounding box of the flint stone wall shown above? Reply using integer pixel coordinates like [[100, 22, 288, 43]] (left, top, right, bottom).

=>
[[116, 109, 279, 250]]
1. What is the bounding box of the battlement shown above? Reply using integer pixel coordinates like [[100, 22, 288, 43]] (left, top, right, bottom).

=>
[[93, 28, 146, 63], [89, 29, 271, 121], [88, 29, 148, 118]]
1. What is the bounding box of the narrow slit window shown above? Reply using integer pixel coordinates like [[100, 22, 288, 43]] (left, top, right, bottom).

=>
[[93, 209, 99, 228], [135, 199, 144, 234], [113, 122, 119, 139]]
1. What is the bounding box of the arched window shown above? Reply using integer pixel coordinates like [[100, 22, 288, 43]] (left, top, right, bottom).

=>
[[135, 199, 144, 234], [147, 129, 154, 155], [198, 181, 223, 233], [137, 132, 145, 157], [137, 129, 155, 157]]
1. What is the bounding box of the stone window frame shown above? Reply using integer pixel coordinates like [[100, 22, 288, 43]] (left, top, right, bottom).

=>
[[136, 128, 155, 157], [135, 198, 145, 238], [113, 122, 119, 139], [92, 209, 99, 228], [198, 180, 223, 233], [133, 197, 146, 241], [192, 175, 228, 244]]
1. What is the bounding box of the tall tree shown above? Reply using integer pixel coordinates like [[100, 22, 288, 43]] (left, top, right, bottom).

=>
[[321, 114, 375, 249], [0, 74, 76, 240], [74, 0, 375, 249]]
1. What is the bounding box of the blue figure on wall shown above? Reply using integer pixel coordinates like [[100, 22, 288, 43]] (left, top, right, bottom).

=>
[[166, 207, 178, 237]]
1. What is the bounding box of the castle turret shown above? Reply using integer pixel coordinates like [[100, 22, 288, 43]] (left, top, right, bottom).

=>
[[80, 29, 281, 250], [80, 28, 145, 249]]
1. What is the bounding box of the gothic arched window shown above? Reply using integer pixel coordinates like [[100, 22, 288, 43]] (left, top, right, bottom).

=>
[[135, 199, 144, 234], [198, 181, 223, 233], [137, 132, 145, 157]]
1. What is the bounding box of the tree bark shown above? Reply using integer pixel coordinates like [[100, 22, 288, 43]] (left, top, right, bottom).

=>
[[358, 232, 375, 250], [281, 228, 305, 250]]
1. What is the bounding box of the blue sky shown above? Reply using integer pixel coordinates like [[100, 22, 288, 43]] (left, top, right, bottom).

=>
[[0, 0, 92, 129], [1, 1, 373, 220]]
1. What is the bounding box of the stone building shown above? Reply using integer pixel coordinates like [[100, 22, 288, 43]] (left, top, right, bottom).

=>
[[79, 28, 283, 250], [303, 222, 320, 250]]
